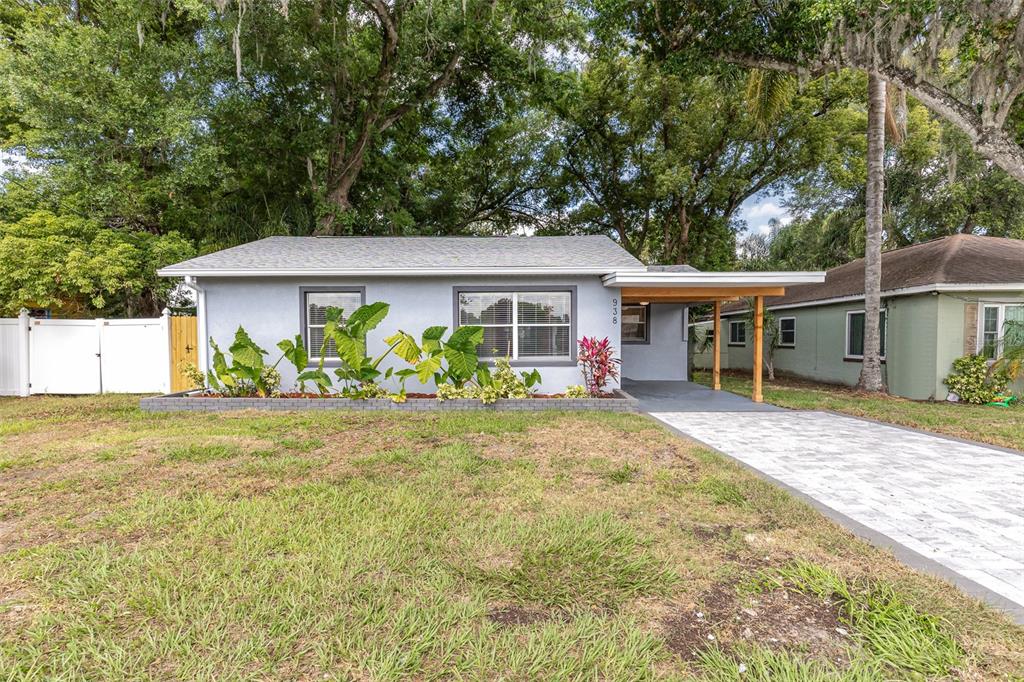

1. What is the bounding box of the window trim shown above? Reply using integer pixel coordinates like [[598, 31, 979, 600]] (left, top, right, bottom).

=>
[[844, 308, 887, 361], [452, 285, 578, 366], [299, 286, 366, 366], [621, 303, 651, 345], [728, 319, 746, 346], [978, 302, 1024, 359], [777, 316, 796, 348]]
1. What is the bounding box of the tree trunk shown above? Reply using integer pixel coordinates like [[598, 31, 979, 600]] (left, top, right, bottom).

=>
[[858, 72, 886, 393]]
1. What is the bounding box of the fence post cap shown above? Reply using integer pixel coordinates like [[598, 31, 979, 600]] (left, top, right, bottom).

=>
[[161, 307, 171, 316]]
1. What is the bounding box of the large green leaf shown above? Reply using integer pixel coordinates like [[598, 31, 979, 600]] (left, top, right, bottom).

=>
[[384, 330, 422, 363], [421, 326, 447, 353], [446, 325, 484, 351], [277, 335, 308, 373], [443, 345, 480, 382], [415, 353, 443, 383], [209, 338, 234, 387], [230, 326, 266, 370], [347, 302, 389, 335], [296, 368, 332, 394], [334, 332, 366, 369]]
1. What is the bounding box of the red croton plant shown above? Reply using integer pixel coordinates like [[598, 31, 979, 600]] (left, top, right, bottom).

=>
[[577, 336, 621, 396]]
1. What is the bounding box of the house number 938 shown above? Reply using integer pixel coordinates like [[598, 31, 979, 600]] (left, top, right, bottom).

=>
[[612, 298, 618, 325]]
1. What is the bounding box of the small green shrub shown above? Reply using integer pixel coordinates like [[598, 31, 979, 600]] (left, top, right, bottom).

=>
[[943, 354, 1010, 404], [564, 384, 589, 398], [436, 383, 479, 401], [180, 362, 206, 390]]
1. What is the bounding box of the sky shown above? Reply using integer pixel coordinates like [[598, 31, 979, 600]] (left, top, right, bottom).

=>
[[736, 193, 793, 236]]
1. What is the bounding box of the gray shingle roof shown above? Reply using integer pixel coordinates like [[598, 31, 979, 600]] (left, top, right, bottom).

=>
[[159, 235, 645, 276]]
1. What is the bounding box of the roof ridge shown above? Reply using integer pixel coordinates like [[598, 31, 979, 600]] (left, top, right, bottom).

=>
[[934, 234, 967, 283]]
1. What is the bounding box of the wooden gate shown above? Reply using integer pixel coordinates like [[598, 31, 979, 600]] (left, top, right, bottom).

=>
[[169, 316, 199, 392]]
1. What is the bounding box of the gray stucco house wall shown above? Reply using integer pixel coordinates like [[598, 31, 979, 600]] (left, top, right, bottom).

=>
[[692, 290, 1024, 400], [201, 274, 620, 393], [620, 304, 689, 381]]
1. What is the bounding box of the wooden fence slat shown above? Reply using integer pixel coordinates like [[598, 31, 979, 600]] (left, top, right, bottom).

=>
[[169, 316, 198, 392]]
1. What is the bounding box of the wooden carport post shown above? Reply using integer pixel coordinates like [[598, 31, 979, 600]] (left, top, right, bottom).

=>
[[712, 300, 721, 391], [752, 296, 764, 403]]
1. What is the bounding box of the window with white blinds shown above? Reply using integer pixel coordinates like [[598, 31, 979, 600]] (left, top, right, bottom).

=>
[[457, 290, 572, 360], [305, 290, 362, 359]]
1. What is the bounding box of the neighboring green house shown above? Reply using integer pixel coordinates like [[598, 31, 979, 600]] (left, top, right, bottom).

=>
[[691, 235, 1024, 400]]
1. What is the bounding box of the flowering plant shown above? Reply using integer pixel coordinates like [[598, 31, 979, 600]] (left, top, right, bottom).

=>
[[577, 336, 621, 396]]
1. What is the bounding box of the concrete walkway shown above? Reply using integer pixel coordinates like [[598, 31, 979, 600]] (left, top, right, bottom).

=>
[[648, 407, 1024, 623]]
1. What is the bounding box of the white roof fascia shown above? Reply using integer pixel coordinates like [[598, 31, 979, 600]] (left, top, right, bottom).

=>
[[158, 266, 649, 278], [602, 271, 826, 287]]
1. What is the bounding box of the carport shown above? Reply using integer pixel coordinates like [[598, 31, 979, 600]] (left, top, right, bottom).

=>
[[603, 270, 826, 402]]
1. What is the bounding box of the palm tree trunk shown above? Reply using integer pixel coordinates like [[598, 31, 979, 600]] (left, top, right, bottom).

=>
[[858, 72, 886, 392]]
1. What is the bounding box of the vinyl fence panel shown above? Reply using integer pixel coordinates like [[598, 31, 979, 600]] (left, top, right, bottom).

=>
[[99, 318, 170, 394], [29, 319, 102, 394], [0, 318, 22, 396]]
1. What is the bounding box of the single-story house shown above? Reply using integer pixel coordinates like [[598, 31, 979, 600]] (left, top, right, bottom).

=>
[[691, 234, 1024, 400], [158, 236, 823, 397]]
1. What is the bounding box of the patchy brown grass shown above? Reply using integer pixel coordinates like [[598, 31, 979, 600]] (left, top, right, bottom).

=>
[[0, 395, 1021, 680]]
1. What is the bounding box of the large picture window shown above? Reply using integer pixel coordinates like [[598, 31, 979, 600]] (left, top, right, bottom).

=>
[[457, 289, 573, 360], [302, 289, 363, 359], [981, 303, 1024, 359], [622, 304, 650, 344], [846, 309, 887, 359]]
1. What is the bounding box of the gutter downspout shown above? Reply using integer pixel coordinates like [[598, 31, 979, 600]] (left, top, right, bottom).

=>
[[183, 276, 208, 378]]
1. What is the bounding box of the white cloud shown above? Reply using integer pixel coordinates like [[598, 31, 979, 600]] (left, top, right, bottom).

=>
[[738, 195, 793, 235]]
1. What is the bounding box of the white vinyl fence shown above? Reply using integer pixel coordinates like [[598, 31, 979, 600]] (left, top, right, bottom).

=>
[[0, 310, 171, 396]]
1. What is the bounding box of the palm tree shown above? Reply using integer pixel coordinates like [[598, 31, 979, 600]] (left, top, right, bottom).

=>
[[856, 72, 887, 392]]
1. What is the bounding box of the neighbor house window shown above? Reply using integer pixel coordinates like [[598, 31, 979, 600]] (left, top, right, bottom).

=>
[[846, 310, 887, 359], [728, 320, 746, 346], [622, 304, 650, 344], [778, 317, 796, 347], [980, 303, 1024, 359], [303, 289, 363, 359], [457, 289, 573, 360]]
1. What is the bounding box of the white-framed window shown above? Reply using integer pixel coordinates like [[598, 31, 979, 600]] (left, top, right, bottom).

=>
[[456, 289, 573, 360], [845, 309, 887, 359], [622, 304, 650, 344], [778, 316, 796, 347], [303, 289, 363, 359], [980, 303, 1024, 359], [728, 320, 746, 346]]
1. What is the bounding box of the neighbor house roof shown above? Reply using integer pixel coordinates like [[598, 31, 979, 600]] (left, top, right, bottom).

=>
[[722, 234, 1024, 313], [158, 235, 646, 277]]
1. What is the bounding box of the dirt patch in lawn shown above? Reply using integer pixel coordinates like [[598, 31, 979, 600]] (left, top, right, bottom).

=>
[[486, 605, 556, 627], [661, 583, 852, 664]]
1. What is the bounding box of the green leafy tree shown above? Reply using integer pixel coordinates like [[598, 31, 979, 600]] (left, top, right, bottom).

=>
[[540, 51, 863, 268], [0, 210, 193, 316]]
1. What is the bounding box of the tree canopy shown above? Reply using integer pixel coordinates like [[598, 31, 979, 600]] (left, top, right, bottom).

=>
[[2, 0, 1023, 314]]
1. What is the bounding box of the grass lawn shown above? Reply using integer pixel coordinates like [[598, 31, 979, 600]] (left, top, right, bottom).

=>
[[692, 370, 1024, 452], [1, 396, 1021, 680]]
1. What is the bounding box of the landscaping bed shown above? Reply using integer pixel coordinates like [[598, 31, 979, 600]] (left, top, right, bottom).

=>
[[140, 389, 639, 412]]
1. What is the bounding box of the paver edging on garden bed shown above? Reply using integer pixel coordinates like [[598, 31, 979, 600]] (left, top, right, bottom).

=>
[[140, 389, 639, 413]]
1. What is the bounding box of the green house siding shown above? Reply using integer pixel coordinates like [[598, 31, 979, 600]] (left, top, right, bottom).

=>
[[692, 290, 1024, 400]]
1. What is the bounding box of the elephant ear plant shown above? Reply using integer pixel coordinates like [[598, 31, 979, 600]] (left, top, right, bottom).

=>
[[385, 325, 488, 399], [207, 327, 282, 397], [277, 335, 332, 395], [318, 302, 401, 398]]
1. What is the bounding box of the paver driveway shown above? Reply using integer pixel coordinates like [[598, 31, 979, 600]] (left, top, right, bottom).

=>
[[651, 410, 1024, 622]]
